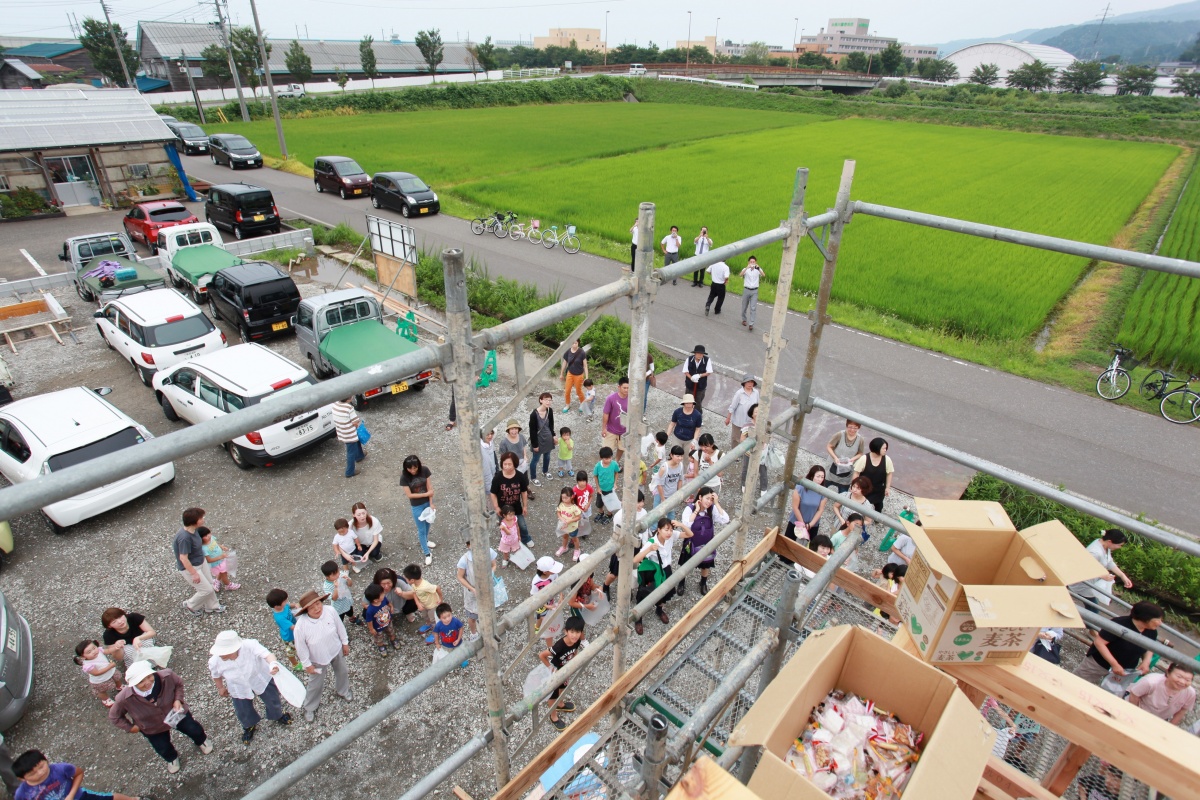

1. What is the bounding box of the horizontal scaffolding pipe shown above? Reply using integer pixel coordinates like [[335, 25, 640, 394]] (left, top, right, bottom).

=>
[[796, 478, 903, 531], [632, 515, 744, 619], [396, 732, 492, 800], [854, 202, 1200, 279], [793, 527, 865, 629], [755, 482, 786, 512], [1070, 589, 1200, 654], [504, 627, 619, 720], [1078, 608, 1197, 667], [767, 404, 801, 434], [657, 227, 789, 282], [635, 436, 757, 536], [475, 276, 633, 352], [717, 745, 745, 771], [665, 632, 778, 762], [804, 209, 839, 229], [810, 397, 1200, 559]]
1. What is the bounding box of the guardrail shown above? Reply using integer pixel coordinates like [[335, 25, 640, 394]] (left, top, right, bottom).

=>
[[656, 74, 759, 91], [501, 67, 562, 79]]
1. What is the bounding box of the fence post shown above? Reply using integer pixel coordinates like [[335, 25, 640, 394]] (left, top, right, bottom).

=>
[[442, 247, 511, 785]]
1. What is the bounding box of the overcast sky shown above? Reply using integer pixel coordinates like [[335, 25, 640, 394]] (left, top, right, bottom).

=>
[[6, 0, 1186, 48]]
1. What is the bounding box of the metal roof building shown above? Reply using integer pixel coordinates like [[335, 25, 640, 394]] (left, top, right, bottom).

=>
[[944, 41, 1078, 85]]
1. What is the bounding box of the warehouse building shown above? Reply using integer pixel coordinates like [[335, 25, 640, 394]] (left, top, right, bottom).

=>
[[944, 41, 1076, 85]]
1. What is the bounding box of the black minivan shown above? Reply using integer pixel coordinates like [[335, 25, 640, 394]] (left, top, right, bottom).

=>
[[204, 183, 280, 240], [207, 261, 301, 343]]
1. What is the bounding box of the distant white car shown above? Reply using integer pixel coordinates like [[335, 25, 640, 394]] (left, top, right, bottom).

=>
[[276, 83, 306, 98], [153, 343, 335, 469], [0, 387, 175, 533], [628, 63, 647, 76], [94, 288, 226, 387]]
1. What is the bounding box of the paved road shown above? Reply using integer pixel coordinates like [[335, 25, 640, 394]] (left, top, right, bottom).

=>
[[15, 159, 1200, 534]]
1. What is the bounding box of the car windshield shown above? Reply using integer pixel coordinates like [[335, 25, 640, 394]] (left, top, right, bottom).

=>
[[398, 177, 430, 193], [223, 136, 254, 150], [149, 206, 193, 221], [178, 125, 205, 138], [46, 426, 145, 472], [248, 281, 298, 307], [77, 238, 129, 260], [145, 314, 214, 346], [238, 191, 274, 212], [250, 374, 317, 406], [334, 161, 366, 177]]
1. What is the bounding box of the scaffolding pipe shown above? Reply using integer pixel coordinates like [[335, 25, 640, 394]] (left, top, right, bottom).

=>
[[615, 201, 657, 697], [809, 397, 1200, 558], [795, 479, 903, 531], [753, 568, 804, 701], [656, 226, 790, 282], [766, 403, 801, 434], [665, 633, 778, 764], [755, 482, 785, 511], [635, 436, 757, 537], [1070, 589, 1200, 654], [854, 202, 1200, 280], [395, 732, 492, 800], [640, 714, 670, 800], [735, 168, 808, 561], [474, 277, 633, 352], [443, 248, 511, 782], [792, 529, 865, 631], [1078, 608, 1197, 666], [804, 209, 839, 229], [631, 515, 745, 619]]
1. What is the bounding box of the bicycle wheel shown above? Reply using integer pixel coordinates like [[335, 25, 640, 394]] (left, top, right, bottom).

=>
[[1160, 388, 1200, 424], [1138, 369, 1167, 401], [509, 227, 523, 241], [470, 219, 485, 235], [493, 221, 509, 239], [527, 228, 543, 245], [1095, 369, 1130, 400], [562, 234, 580, 254], [543, 233, 559, 250]]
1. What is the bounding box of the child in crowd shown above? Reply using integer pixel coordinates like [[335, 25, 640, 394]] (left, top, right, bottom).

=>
[[496, 505, 522, 569], [556, 427, 575, 478], [651, 445, 686, 519], [830, 513, 865, 573], [603, 491, 648, 602], [872, 563, 907, 623], [74, 640, 124, 708], [572, 471, 594, 539], [199, 526, 239, 592], [265, 589, 304, 671], [322, 560, 361, 627], [538, 616, 587, 731], [582, 379, 596, 420], [648, 431, 669, 477], [402, 563, 443, 643], [556, 488, 584, 562], [363, 584, 398, 656], [567, 576, 599, 620], [531, 556, 563, 648], [12, 750, 143, 800], [632, 517, 687, 634], [433, 602, 469, 668], [593, 447, 620, 525], [332, 517, 367, 574], [799, 535, 835, 580]]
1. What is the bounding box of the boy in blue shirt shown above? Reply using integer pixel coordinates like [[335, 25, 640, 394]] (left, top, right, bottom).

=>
[[364, 584, 398, 656], [13, 750, 143, 800], [433, 602, 469, 669], [265, 589, 303, 672], [592, 447, 620, 525]]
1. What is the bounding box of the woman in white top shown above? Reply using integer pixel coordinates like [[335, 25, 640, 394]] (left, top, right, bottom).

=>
[[690, 433, 723, 490], [679, 487, 731, 596], [350, 502, 384, 563], [691, 227, 712, 287]]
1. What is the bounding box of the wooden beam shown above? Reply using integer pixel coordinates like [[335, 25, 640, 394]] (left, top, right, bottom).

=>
[[493, 530, 779, 800], [771, 536, 899, 619], [451, 787, 475, 800], [983, 757, 1059, 800], [1041, 742, 1091, 795], [666, 756, 766, 800], [0, 300, 49, 321]]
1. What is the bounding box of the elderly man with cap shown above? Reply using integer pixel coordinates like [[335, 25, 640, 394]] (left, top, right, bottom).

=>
[[668, 395, 704, 458], [292, 590, 351, 722], [208, 630, 292, 744], [108, 661, 211, 774], [725, 375, 760, 451], [682, 345, 712, 417]]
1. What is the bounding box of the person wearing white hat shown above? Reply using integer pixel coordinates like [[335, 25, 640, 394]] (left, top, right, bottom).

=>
[[108, 661, 211, 774], [531, 556, 563, 648], [208, 630, 292, 744], [292, 590, 351, 722], [725, 375, 760, 451]]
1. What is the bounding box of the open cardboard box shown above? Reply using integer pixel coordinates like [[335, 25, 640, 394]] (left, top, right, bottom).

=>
[[896, 516, 1108, 666], [910, 497, 1016, 535], [729, 625, 993, 800]]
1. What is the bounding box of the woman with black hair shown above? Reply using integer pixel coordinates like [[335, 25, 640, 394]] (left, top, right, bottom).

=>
[[851, 437, 893, 512]]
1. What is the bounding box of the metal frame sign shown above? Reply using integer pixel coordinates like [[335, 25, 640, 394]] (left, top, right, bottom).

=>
[[366, 215, 417, 263]]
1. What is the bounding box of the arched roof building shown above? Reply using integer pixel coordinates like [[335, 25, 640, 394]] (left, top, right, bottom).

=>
[[945, 41, 1077, 84]]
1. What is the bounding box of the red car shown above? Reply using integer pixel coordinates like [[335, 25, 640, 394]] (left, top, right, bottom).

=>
[[122, 201, 199, 254]]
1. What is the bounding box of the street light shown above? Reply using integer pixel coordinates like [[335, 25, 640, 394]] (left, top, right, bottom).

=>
[[714, 17, 720, 64], [604, 10, 609, 67], [792, 17, 798, 68], [686, 11, 692, 72]]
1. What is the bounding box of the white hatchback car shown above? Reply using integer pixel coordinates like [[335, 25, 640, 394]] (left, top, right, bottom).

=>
[[0, 387, 175, 533], [152, 343, 336, 469], [94, 288, 226, 387]]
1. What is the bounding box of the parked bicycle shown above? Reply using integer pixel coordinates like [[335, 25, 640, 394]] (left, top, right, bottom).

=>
[[508, 218, 542, 245], [541, 224, 581, 254], [1149, 374, 1200, 424], [470, 210, 514, 238], [1095, 344, 1140, 400]]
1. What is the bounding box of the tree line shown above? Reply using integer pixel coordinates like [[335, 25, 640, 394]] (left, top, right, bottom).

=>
[[966, 59, 1186, 96]]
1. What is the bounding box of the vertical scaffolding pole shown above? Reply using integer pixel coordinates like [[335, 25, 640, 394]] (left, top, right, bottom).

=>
[[612, 201, 656, 691], [639, 713, 669, 800], [753, 567, 803, 699], [775, 160, 856, 532], [733, 169, 807, 560], [443, 248, 511, 785]]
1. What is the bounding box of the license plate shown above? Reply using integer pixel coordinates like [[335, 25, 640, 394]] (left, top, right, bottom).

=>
[[354, 189, 363, 195], [271, 320, 288, 332], [390, 382, 409, 394], [6, 628, 18, 655], [253, 214, 265, 222], [295, 423, 314, 436], [419, 207, 428, 214]]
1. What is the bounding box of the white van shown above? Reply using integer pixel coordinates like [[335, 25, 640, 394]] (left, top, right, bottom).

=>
[[276, 83, 306, 99], [628, 63, 647, 76]]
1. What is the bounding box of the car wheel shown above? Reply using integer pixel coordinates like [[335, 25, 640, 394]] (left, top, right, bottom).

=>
[[97, 325, 113, 349], [351, 393, 365, 410], [76, 281, 95, 302], [411, 380, 427, 391], [208, 296, 220, 321], [401, 204, 411, 218], [133, 360, 153, 387], [160, 392, 179, 421], [234, 225, 245, 240], [42, 512, 66, 535], [191, 287, 204, 305], [315, 179, 323, 193], [239, 325, 251, 344], [211, 153, 217, 164], [227, 442, 253, 470], [308, 354, 331, 380], [339, 187, 348, 199], [371, 194, 381, 209]]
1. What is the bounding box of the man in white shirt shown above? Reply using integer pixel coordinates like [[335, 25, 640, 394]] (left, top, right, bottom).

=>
[[691, 226, 712, 287], [293, 590, 351, 722], [725, 375, 760, 450], [704, 260, 730, 316], [208, 630, 290, 743], [740, 256, 764, 331], [661, 225, 682, 285], [629, 218, 639, 271]]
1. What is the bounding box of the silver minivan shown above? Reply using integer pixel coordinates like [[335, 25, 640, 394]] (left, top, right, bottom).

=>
[[0, 589, 33, 731]]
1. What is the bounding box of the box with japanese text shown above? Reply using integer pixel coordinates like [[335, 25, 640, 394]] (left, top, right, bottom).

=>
[[729, 625, 994, 800], [896, 516, 1108, 666]]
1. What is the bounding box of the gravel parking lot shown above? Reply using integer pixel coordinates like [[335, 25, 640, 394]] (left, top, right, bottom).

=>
[[0, 267, 919, 800]]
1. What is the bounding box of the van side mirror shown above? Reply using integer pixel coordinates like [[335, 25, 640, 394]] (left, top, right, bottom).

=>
[[289, 315, 297, 327], [93, 310, 104, 319], [91, 387, 113, 396], [58, 253, 67, 261]]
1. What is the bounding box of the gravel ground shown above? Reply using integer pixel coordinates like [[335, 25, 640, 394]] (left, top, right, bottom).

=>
[[0, 273, 927, 800]]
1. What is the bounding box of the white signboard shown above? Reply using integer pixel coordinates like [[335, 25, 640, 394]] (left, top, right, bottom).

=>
[[366, 215, 417, 263]]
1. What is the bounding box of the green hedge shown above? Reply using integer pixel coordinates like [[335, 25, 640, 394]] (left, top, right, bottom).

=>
[[962, 473, 1200, 610]]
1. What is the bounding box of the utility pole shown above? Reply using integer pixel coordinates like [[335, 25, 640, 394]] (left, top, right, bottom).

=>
[[685, 10, 692, 72], [99, 1, 134, 88], [248, 0, 287, 157], [604, 10, 609, 67], [714, 18, 720, 64], [181, 51, 206, 123], [213, 0, 250, 122]]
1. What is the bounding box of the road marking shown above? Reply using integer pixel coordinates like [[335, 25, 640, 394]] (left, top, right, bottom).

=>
[[19, 249, 46, 276]]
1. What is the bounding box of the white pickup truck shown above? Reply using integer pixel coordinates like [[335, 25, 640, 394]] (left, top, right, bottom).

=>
[[155, 222, 241, 302]]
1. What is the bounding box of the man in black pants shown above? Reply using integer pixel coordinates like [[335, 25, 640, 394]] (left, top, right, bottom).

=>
[[629, 218, 638, 271], [705, 259, 730, 316], [683, 344, 713, 417]]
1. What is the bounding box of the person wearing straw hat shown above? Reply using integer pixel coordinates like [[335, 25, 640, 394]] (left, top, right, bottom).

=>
[[292, 590, 351, 722], [668, 395, 703, 459], [208, 630, 292, 745], [724, 375, 759, 452], [682, 345, 712, 417], [108, 661, 211, 774]]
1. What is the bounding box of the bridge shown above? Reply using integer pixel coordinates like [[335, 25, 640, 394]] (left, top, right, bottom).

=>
[[580, 63, 881, 93]]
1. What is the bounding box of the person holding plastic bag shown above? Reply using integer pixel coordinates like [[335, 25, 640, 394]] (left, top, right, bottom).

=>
[[400, 455, 437, 566], [101, 608, 163, 668], [207, 630, 292, 744], [456, 538, 498, 640], [632, 518, 691, 635]]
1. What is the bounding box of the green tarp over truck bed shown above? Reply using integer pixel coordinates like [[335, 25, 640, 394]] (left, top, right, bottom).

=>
[[81, 258, 165, 295], [319, 320, 421, 375], [171, 245, 242, 284]]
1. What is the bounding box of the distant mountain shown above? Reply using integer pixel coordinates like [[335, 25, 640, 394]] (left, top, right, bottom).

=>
[[1108, 0, 1200, 23], [1043, 20, 1200, 63]]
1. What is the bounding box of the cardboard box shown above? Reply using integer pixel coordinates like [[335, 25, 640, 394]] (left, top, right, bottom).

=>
[[896, 516, 1108, 666], [910, 497, 1016, 535], [729, 625, 994, 800]]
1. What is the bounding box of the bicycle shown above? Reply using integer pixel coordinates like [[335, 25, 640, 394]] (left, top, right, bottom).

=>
[[1156, 375, 1200, 424], [541, 224, 580, 254], [470, 210, 513, 238], [1095, 344, 1140, 400], [508, 218, 542, 245]]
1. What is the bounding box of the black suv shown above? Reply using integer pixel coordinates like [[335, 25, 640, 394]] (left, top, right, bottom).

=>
[[204, 183, 279, 240], [208, 261, 301, 343], [313, 156, 371, 199], [166, 121, 209, 155], [209, 133, 263, 169]]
